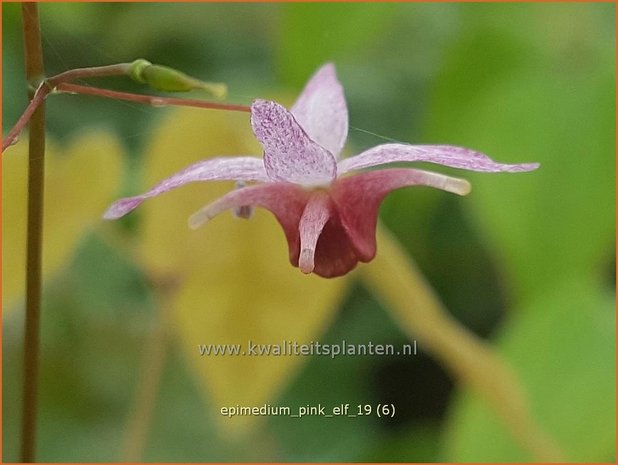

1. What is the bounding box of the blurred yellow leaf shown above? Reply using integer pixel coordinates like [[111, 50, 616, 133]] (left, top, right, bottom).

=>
[[136, 107, 349, 435], [2, 129, 124, 311]]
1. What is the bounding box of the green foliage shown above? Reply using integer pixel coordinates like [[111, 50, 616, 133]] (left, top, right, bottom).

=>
[[444, 277, 615, 461], [424, 5, 615, 461], [277, 3, 396, 86], [424, 6, 615, 302]]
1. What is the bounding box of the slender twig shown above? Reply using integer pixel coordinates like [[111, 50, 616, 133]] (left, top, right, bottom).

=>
[[2, 64, 130, 153], [55, 83, 251, 112], [2, 82, 50, 152], [0, 64, 126, 152], [45, 62, 132, 87], [20, 3, 46, 462], [2, 73, 251, 154], [360, 225, 565, 462]]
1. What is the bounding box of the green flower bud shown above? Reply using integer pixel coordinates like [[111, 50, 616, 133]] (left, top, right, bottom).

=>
[[128, 59, 227, 99], [128, 59, 152, 84]]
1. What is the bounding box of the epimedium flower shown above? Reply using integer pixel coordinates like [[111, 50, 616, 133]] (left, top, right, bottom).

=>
[[104, 63, 538, 278]]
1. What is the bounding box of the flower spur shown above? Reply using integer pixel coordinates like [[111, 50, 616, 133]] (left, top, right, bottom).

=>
[[104, 63, 538, 278]]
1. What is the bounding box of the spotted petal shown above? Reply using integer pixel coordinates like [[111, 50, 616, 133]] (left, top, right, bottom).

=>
[[337, 144, 540, 175], [291, 63, 348, 159], [103, 156, 268, 219], [251, 99, 337, 186]]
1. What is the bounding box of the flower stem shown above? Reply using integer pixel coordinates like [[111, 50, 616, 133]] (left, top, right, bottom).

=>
[[1, 64, 128, 153], [55, 82, 251, 112], [2, 70, 251, 154], [20, 3, 46, 462], [359, 225, 565, 462], [2, 82, 50, 152], [45, 62, 133, 88]]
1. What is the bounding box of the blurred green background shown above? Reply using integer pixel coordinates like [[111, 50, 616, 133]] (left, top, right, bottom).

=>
[[3, 2, 615, 462]]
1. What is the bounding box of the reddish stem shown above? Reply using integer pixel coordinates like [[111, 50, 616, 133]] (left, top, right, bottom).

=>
[[2, 83, 50, 152], [45, 63, 132, 87], [56, 82, 251, 112], [2, 78, 252, 154]]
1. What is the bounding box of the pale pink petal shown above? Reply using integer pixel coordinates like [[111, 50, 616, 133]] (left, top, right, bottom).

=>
[[188, 182, 310, 265], [337, 143, 540, 175], [291, 63, 349, 159], [295, 191, 362, 278], [298, 193, 332, 274], [331, 168, 471, 261], [309, 211, 360, 278], [103, 157, 267, 219], [251, 99, 337, 186]]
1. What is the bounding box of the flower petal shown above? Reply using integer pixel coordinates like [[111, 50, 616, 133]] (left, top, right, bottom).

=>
[[297, 191, 361, 278], [291, 63, 349, 159], [103, 156, 268, 219], [188, 182, 310, 265], [310, 211, 361, 278], [298, 193, 332, 274], [337, 143, 540, 174], [331, 168, 471, 261], [251, 99, 337, 186]]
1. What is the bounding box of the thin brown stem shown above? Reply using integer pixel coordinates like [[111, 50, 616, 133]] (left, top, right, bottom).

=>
[[3, 59, 251, 155], [2, 64, 130, 154], [2, 79, 252, 155], [55, 82, 251, 112], [3, 64, 130, 153], [45, 63, 132, 88], [20, 3, 46, 463], [2, 82, 50, 152]]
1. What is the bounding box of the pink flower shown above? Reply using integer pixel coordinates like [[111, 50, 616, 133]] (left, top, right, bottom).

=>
[[104, 63, 538, 278]]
